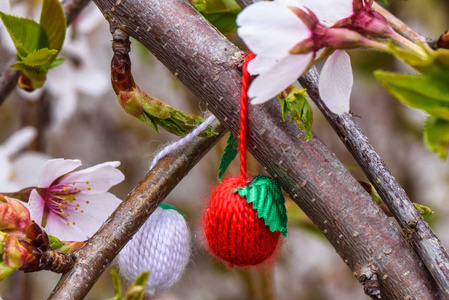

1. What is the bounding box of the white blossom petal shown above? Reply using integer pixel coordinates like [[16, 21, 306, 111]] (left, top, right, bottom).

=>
[[319, 50, 353, 115], [237, 0, 310, 57], [60, 161, 124, 194], [249, 53, 314, 104], [247, 56, 280, 76], [37, 159, 82, 188], [12, 152, 52, 189], [296, 0, 354, 25], [1, 127, 37, 157]]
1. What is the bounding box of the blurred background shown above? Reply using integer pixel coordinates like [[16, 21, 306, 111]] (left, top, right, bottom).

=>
[[0, 0, 448, 299]]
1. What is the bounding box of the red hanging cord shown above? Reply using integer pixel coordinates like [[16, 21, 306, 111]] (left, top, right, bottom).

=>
[[239, 53, 256, 181]]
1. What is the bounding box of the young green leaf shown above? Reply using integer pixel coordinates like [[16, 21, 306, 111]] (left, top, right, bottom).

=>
[[375, 71, 449, 121], [48, 235, 65, 250], [278, 85, 314, 141], [108, 269, 122, 300], [124, 271, 150, 300], [19, 48, 58, 68], [39, 0, 66, 52], [193, 0, 241, 34], [218, 133, 238, 181], [0, 13, 49, 58], [413, 203, 434, 219], [424, 116, 449, 159]]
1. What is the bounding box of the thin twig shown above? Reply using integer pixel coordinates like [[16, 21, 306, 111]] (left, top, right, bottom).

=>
[[0, 0, 92, 105], [0, 60, 20, 105], [372, 2, 429, 43], [300, 67, 449, 297], [52, 0, 443, 298], [49, 119, 227, 299]]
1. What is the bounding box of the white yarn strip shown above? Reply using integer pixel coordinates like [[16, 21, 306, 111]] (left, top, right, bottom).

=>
[[150, 115, 216, 169], [117, 207, 190, 295]]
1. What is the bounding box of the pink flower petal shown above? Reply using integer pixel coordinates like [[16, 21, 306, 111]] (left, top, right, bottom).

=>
[[66, 193, 121, 237], [237, 0, 310, 57], [37, 159, 82, 188], [297, 0, 354, 25], [59, 161, 124, 194], [319, 50, 353, 115], [249, 53, 314, 104], [28, 189, 45, 227], [44, 215, 88, 241]]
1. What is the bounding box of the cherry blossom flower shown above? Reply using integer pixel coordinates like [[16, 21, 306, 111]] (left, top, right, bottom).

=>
[[0, 127, 50, 193], [237, 0, 390, 114], [28, 159, 124, 241]]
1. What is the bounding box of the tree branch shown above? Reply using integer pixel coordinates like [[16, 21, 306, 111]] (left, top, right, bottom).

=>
[[372, 3, 429, 43], [299, 68, 449, 297], [0, 0, 92, 105], [49, 118, 227, 299], [239, 0, 449, 295], [50, 0, 444, 298]]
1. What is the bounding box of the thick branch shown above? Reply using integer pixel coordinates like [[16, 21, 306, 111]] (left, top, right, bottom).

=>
[[49, 119, 227, 299], [300, 68, 449, 297], [0, 0, 92, 105], [61, 0, 443, 298]]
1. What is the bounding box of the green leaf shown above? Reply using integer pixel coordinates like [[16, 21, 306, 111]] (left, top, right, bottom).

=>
[[0, 12, 49, 58], [202, 13, 239, 34], [123, 271, 150, 300], [388, 42, 449, 78], [218, 133, 238, 181], [48, 235, 65, 250], [278, 85, 314, 141], [424, 116, 449, 159], [20, 48, 58, 69], [374, 71, 449, 120], [107, 269, 122, 300], [48, 57, 65, 69], [193, 0, 241, 34], [235, 175, 288, 237], [134, 89, 210, 136], [39, 0, 66, 52], [413, 203, 434, 219]]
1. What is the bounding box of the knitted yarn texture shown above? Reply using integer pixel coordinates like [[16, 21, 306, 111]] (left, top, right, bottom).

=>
[[117, 206, 190, 294], [203, 176, 280, 267]]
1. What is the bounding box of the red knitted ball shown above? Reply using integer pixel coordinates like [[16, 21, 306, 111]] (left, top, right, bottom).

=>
[[202, 176, 280, 267]]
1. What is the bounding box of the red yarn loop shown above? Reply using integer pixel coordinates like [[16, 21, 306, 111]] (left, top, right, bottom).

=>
[[239, 53, 256, 180], [203, 177, 280, 267]]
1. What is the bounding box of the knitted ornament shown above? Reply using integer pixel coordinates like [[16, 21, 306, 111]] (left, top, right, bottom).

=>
[[202, 53, 288, 267], [117, 204, 190, 295]]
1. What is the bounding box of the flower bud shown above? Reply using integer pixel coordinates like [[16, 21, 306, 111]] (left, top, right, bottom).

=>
[[0, 194, 32, 239]]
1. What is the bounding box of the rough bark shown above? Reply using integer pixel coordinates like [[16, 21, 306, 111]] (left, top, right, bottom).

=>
[[51, 0, 444, 298], [300, 68, 449, 297]]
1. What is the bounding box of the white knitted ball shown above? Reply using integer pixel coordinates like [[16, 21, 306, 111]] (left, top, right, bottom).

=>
[[117, 205, 190, 294]]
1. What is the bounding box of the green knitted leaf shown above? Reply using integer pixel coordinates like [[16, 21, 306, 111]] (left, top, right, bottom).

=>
[[234, 175, 288, 237], [218, 133, 238, 181], [159, 203, 185, 217]]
